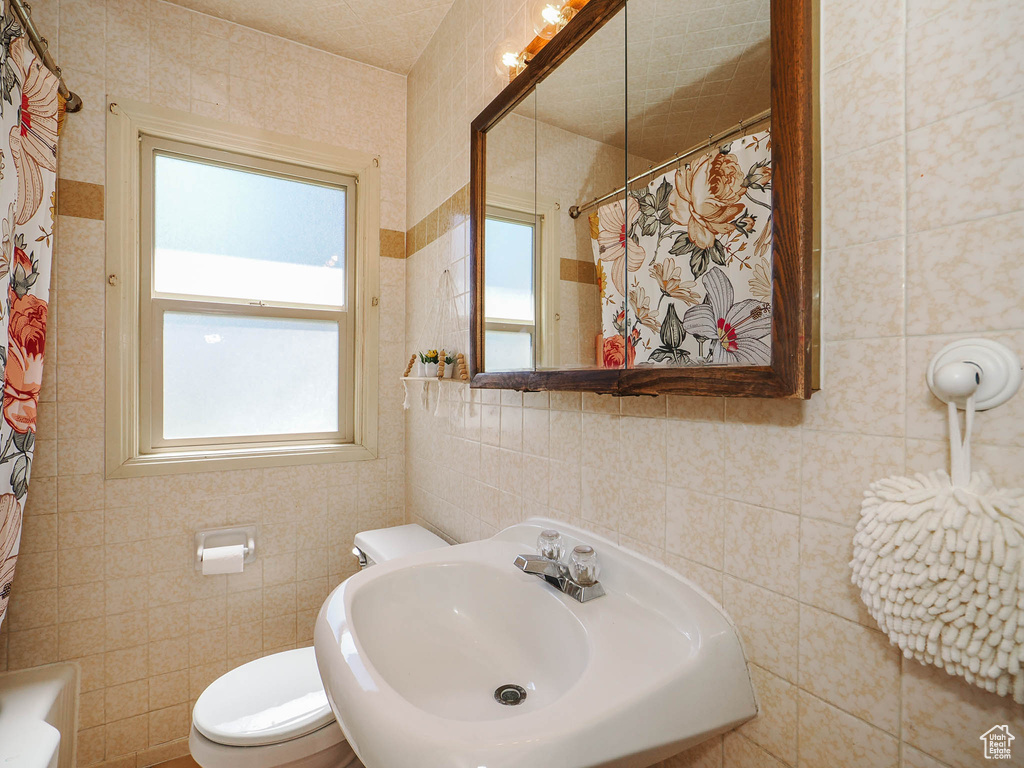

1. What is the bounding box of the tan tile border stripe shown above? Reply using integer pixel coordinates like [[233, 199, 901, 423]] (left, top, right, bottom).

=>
[[57, 178, 104, 220], [406, 188, 596, 287], [380, 228, 406, 259], [406, 184, 470, 258], [560, 258, 598, 285], [577, 260, 597, 285]]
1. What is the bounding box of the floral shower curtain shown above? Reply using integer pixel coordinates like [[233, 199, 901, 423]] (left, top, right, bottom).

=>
[[590, 129, 772, 368], [0, 12, 62, 628]]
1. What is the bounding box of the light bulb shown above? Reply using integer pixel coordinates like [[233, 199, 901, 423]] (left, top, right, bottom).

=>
[[531, 0, 567, 39], [541, 4, 561, 24], [494, 38, 523, 79]]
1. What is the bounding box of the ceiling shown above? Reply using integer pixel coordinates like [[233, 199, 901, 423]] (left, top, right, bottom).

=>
[[167, 0, 455, 74], [523, 0, 770, 162]]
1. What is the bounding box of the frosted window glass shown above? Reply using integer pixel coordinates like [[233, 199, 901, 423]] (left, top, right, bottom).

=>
[[163, 313, 339, 439], [485, 330, 533, 371], [153, 154, 347, 307], [485, 217, 534, 322]]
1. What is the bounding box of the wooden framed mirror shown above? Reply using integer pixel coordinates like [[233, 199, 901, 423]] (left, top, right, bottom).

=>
[[470, 0, 816, 397]]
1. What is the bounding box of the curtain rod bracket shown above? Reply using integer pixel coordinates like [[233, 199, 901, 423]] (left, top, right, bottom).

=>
[[9, 0, 82, 113]]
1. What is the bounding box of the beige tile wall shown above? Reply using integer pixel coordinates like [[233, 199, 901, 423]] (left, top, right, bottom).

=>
[[404, 1, 1024, 767], [0, 0, 408, 766]]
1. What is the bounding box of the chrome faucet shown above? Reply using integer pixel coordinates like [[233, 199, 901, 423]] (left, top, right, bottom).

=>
[[515, 554, 565, 581], [514, 530, 605, 603]]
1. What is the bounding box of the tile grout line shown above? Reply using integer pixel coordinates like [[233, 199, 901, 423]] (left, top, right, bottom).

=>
[[904, 82, 1024, 137], [823, 201, 1024, 256], [897, 0, 910, 761], [799, 688, 903, 744], [794, 393, 805, 766]]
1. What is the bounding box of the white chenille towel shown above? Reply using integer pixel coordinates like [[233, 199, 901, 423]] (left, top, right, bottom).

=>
[[851, 397, 1024, 702]]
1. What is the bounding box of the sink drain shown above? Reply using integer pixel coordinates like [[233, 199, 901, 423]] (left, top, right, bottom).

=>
[[494, 684, 527, 706]]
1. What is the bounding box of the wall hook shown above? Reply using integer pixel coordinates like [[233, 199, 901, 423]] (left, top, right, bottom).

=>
[[927, 338, 1022, 410]]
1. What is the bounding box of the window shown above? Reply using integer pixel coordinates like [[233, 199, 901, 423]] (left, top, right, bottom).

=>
[[484, 189, 561, 371], [106, 102, 380, 476], [141, 141, 355, 449], [484, 207, 538, 370]]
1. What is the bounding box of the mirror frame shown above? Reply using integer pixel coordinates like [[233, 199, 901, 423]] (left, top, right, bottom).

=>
[[470, 0, 815, 397]]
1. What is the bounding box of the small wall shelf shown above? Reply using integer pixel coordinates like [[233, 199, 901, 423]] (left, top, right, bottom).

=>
[[401, 374, 468, 414]]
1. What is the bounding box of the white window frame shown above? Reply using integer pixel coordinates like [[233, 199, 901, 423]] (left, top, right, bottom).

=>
[[105, 100, 380, 477], [138, 139, 356, 451], [485, 186, 560, 369], [484, 205, 539, 368]]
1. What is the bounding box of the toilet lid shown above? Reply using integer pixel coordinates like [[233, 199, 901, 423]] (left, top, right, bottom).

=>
[[192, 647, 336, 747]]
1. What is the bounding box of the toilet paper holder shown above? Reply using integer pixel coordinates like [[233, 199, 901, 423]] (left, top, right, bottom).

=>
[[194, 525, 257, 571]]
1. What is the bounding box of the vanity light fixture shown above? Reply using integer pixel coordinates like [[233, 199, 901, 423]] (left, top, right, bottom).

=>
[[497, 0, 588, 83]]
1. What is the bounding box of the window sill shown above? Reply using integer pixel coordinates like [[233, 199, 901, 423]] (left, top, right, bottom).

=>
[[107, 442, 376, 478]]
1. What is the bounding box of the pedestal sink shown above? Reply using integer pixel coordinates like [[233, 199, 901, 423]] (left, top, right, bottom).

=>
[[314, 518, 757, 767]]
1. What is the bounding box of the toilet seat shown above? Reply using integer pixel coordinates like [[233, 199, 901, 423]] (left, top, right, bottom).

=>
[[190, 646, 359, 768], [193, 647, 334, 747], [189, 720, 355, 768]]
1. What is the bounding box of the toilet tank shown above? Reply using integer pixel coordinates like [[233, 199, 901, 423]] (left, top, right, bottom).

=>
[[352, 524, 448, 567]]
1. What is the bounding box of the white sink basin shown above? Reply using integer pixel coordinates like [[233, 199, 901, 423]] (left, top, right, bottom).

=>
[[314, 518, 757, 767], [350, 560, 589, 720]]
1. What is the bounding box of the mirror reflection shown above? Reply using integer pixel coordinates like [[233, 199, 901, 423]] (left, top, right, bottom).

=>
[[482, 0, 771, 373], [483, 90, 541, 370]]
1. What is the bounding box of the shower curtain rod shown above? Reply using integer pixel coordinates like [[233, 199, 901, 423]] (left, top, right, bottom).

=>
[[568, 107, 770, 219], [8, 0, 83, 113]]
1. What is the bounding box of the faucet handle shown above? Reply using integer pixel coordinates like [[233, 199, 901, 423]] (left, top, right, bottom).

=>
[[569, 545, 600, 586], [537, 529, 565, 561]]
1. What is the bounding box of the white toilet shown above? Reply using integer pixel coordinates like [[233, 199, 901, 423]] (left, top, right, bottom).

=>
[[189, 524, 449, 768]]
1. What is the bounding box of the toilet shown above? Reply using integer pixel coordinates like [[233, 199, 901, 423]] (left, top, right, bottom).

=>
[[189, 524, 449, 768]]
